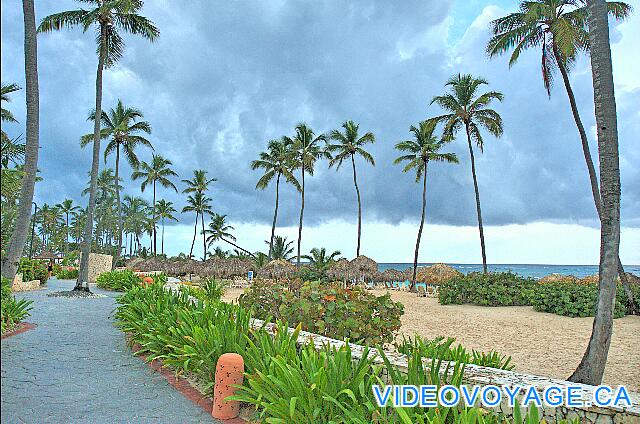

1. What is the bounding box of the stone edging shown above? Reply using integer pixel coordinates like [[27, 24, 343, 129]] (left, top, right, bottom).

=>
[[1, 322, 37, 339]]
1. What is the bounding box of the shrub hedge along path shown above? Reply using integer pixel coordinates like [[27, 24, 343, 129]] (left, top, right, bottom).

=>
[[0, 278, 218, 423]]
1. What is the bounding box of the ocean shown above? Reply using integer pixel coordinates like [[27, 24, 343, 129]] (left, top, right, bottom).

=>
[[377, 263, 640, 279]]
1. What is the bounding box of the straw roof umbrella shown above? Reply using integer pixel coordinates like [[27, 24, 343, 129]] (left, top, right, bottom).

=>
[[351, 255, 378, 282], [327, 258, 354, 280], [415, 263, 462, 285], [257, 259, 296, 280], [382, 268, 403, 282]]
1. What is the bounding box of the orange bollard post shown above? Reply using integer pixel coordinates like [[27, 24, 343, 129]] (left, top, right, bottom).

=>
[[212, 353, 244, 420]]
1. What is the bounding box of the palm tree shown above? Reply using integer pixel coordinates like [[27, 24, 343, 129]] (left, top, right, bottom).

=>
[[155, 199, 177, 256], [394, 120, 459, 288], [39, 0, 159, 289], [57, 199, 80, 255], [1, 0, 39, 281], [569, 0, 622, 386], [301, 247, 341, 272], [123, 195, 149, 256], [82, 168, 122, 202], [487, 0, 636, 312], [81, 99, 153, 267], [205, 213, 256, 259], [181, 170, 216, 260], [132, 154, 178, 255], [251, 138, 300, 260], [327, 120, 375, 257], [429, 74, 503, 273], [182, 192, 213, 259], [1, 83, 20, 146], [291, 123, 329, 266], [267, 235, 295, 261]]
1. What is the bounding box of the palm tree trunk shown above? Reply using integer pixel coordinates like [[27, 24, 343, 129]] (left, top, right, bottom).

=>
[[189, 213, 198, 258], [221, 237, 256, 259], [351, 154, 362, 257], [161, 217, 165, 256], [65, 212, 69, 255], [268, 173, 281, 261], [297, 165, 305, 267], [201, 213, 206, 261], [554, 45, 637, 314], [112, 145, 123, 270], [77, 24, 107, 290], [411, 162, 428, 292], [1, 0, 39, 281], [152, 179, 157, 256], [465, 124, 487, 273], [569, 0, 621, 385]]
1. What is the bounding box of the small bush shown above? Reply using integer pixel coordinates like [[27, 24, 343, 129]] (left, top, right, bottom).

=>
[[1, 277, 33, 334], [96, 269, 142, 291], [55, 267, 78, 280], [438, 272, 537, 306], [395, 335, 515, 370], [17, 258, 49, 284], [531, 282, 628, 318], [239, 280, 404, 345]]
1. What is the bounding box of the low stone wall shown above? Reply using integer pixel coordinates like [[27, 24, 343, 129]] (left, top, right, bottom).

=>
[[164, 283, 640, 423], [80, 253, 113, 283], [12, 274, 41, 292]]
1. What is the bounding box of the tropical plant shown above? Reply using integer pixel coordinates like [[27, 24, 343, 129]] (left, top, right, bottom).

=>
[[1, 277, 33, 334], [439, 272, 538, 306], [570, 0, 624, 385], [181, 170, 215, 260], [487, 0, 636, 314], [251, 138, 300, 260], [96, 269, 142, 291], [327, 120, 375, 257], [1, 0, 40, 282], [81, 99, 153, 267], [429, 74, 503, 273], [301, 247, 341, 273], [205, 213, 255, 259], [56, 199, 80, 255], [182, 191, 213, 260], [132, 154, 178, 255], [267, 235, 294, 261], [1, 135, 24, 169], [38, 0, 159, 288], [394, 120, 458, 289], [122, 195, 149, 256], [154, 199, 177, 256], [290, 123, 329, 266]]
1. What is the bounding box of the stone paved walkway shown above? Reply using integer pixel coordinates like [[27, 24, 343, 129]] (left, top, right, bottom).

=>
[[1, 278, 216, 423]]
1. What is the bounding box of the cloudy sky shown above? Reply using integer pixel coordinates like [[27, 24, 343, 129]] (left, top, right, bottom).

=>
[[2, 0, 638, 264]]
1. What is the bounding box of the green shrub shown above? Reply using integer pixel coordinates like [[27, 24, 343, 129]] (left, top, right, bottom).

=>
[[55, 267, 78, 280], [531, 282, 628, 318], [96, 269, 142, 291], [1, 277, 33, 334], [17, 258, 49, 284], [239, 280, 404, 345], [395, 335, 515, 370], [187, 278, 227, 303], [439, 272, 537, 306]]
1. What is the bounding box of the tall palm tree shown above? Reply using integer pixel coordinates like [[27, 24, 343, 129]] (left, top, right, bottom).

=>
[[394, 120, 459, 288], [291, 123, 329, 266], [82, 168, 121, 201], [301, 247, 341, 272], [429, 74, 504, 273], [39, 0, 159, 289], [487, 0, 636, 312], [181, 170, 216, 260], [155, 199, 177, 256], [1, 0, 39, 281], [251, 138, 300, 260], [122, 195, 149, 256], [267, 235, 295, 261], [327, 120, 375, 257], [205, 213, 256, 259], [56, 199, 80, 255], [569, 0, 622, 386], [182, 192, 213, 260], [132, 154, 177, 255], [81, 99, 153, 267]]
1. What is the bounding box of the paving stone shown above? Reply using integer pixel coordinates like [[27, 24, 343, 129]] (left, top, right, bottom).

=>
[[1, 278, 218, 423]]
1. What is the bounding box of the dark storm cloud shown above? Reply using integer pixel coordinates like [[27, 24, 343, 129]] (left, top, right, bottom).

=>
[[1, 1, 637, 229]]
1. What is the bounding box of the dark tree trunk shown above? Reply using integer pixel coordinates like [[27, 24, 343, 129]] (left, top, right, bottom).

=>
[[189, 213, 198, 259], [554, 45, 637, 314], [112, 145, 123, 269], [77, 24, 107, 290], [268, 173, 281, 261], [201, 212, 206, 261], [161, 217, 165, 256], [152, 179, 156, 256], [65, 212, 69, 255], [0, 0, 40, 281], [465, 124, 487, 273], [297, 164, 305, 267], [410, 162, 428, 292], [569, 0, 621, 385], [351, 154, 362, 257]]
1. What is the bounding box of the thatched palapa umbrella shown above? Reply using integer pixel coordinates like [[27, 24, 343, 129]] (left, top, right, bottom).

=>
[[327, 258, 354, 281], [350, 255, 378, 283], [257, 259, 296, 280], [381, 268, 403, 282], [415, 263, 462, 285]]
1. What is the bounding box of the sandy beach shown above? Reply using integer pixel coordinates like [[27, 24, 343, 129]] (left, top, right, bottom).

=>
[[223, 287, 640, 391]]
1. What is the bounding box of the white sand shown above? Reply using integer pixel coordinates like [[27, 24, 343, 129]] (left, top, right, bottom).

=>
[[222, 287, 640, 391]]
